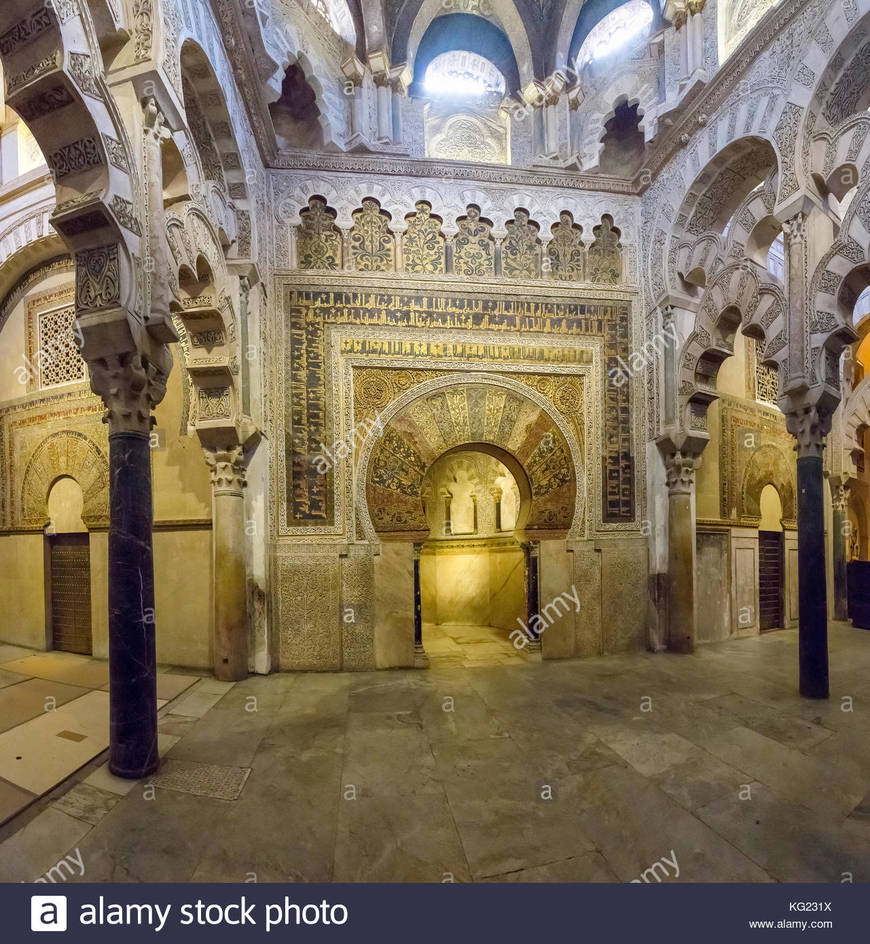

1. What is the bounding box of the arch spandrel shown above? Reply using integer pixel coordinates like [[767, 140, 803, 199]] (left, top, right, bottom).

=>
[[20, 429, 109, 528], [356, 374, 585, 542], [740, 443, 797, 524]]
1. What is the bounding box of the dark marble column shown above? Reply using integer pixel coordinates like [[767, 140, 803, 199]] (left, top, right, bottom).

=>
[[522, 541, 541, 657], [413, 543, 428, 667], [107, 430, 158, 777], [831, 482, 850, 622], [88, 353, 168, 779], [787, 407, 830, 699]]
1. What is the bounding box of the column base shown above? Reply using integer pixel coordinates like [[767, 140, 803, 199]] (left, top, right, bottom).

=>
[[109, 757, 159, 780], [414, 643, 429, 668]]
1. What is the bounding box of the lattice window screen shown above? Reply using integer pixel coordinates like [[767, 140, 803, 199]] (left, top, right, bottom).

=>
[[38, 305, 85, 389], [754, 340, 778, 405]]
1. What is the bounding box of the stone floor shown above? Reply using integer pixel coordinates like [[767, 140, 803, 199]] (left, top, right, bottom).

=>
[[0, 646, 199, 829], [2, 623, 870, 883], [424, 622, 528, 666]]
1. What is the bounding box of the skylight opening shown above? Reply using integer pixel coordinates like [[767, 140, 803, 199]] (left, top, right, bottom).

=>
[[576, 0, 654, 67], [424, 51, 506, 101]]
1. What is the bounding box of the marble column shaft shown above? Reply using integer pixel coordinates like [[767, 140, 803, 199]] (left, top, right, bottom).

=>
[[797, 456, 829, 696], [665, 451, 700, 654], [108, 430, 159, 777], [787, 406, 831, 698], [207, 447, 248, 681], [831, 484, 849, 622]]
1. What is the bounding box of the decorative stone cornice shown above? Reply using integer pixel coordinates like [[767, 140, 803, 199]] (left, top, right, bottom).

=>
[[785, 404, 831, 459], [89, 350, 168, 435], [204, 444, 247, 495]]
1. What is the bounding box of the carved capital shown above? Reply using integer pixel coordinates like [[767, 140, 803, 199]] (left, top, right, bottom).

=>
[[204, 445, 247, 495], [89, 351, 168, 435], [781, 211, 808, 246], [142, 96, 166, 143], [786, 405, 831, 459], [831, 483, 850, 513], [664, 450, 700, 494], [686, 0, 706, 15], [671, 1, 688, 29]]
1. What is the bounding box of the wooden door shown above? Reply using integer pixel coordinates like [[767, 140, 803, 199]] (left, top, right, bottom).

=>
[[48, 533, 92, 654], [758, 530, 784, 631]]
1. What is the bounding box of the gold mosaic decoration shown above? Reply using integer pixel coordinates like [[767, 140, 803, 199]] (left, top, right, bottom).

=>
[[452, 204, 495, 276], [587, 214, 623, 285], [547, 211, 585, 281], [402, 202, 446, 274], [296, 196, 341, 270], [349, 197, 395, 272], [501, 208, 542, 279], [283, 287, 633, 528], [362, 378, 579, 533]]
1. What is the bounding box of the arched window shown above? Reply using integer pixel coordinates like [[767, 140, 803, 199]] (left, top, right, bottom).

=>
[[766, 233, 784, 283], [422, 51, 510, 164], [576, 0, 653, 67], [424, 51, 506, 101], [719, 0, 784, 62], [306, 0, 355, 44]]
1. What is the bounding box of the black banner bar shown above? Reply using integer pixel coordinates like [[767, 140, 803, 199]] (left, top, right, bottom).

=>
[[8, 883, 865, 942]]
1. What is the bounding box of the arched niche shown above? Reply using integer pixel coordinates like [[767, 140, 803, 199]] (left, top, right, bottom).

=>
[[20, 430, 109, 529], [47, 475, 88, 533], [758, 482, 784, 532], [423, 443, 532, 537], [269, 62, 327, 150], [740, 445, 796, 525], [356, 375, 583, 542]]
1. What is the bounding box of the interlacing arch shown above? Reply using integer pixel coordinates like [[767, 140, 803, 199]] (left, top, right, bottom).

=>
[[0, 2, 146, 317], [669, 136, 780, 294], [164, 200, 242, 432], [676, 263, 786, 430]]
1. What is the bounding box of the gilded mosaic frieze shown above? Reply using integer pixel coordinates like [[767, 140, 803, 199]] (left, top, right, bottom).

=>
[[402, 202, 446, 274], [587, 215, 623, 285], [296, 196, 342, 270], [349, 198, 394, 271], [501, 209, 542, 279], [452, 205, 495, 277], [282, 286, 633, 530], [365, 380, 577, 533], [547, 212, 585, 281]]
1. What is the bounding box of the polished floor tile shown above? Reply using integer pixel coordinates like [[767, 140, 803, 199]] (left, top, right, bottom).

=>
[[0, 677, 90, 734], [2, 653, 109, 690], [0, 691, 110, 794]]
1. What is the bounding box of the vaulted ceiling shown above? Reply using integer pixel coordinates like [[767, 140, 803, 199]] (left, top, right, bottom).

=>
[[346, 0, 653, 79]]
